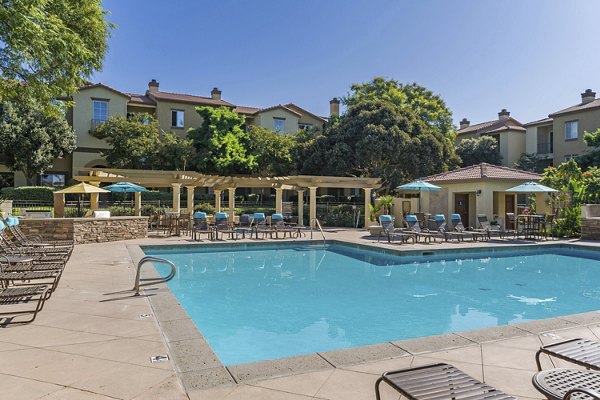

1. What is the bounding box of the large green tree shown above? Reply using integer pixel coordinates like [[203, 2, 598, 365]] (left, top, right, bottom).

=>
[[155, 131, 193, 171], [456, 136, 502, 166], [0, 98, 75, 183], [188, 106, 256, 175], [576, 128, 600, 170], [0, 0, 113, 107], [303, 99, 458, 190], [247, 126, 296, 176]]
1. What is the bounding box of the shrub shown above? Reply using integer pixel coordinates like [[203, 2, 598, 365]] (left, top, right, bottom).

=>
[[1, 186, 55, 202], [318, 195, 335, 202], [108, 205, 134, 216], [247, 193, 260, 202], [194, 202, 216, 214], [140, 204, 161, 216], [552, 206, 581, 238]]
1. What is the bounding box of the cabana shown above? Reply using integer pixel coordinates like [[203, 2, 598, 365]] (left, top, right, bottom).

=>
[[72, 168, 382, 228]]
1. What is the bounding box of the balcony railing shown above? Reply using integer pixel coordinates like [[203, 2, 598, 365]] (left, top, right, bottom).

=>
[[537, 142, 553, 154], [90, 118, 107, 132]]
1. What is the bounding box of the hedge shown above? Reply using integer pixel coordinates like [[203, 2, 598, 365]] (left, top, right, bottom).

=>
[[1, 186, 56, 202]]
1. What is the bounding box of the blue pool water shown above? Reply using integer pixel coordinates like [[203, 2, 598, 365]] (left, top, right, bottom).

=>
[[144, 243, 600, 366]]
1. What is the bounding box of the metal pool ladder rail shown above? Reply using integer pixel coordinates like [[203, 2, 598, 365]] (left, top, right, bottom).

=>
[[310, 218, 327, 245], [133, 256, 177, 296]]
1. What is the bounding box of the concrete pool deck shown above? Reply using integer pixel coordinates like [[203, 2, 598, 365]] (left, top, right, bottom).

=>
[[3, 229, 600, 399]]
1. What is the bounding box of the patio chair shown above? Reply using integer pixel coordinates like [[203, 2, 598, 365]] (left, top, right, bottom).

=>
[[0, 256, 62, 298], [0, 285, 49, 324], [536, 338, 600, 371], [252, 213, 273, 239], [533, 368, 600, 400], [213, 212, 236, 240], [0, 223, 71, 262], [449, 214, 488, 241], [191, 212, 213, 241], [475, 214, 513, 239], [375, 362, 515, 400], [271, 214, 296, 239], [505, 213, 519, 237], [4, 216, 74, 247], [432, 214, 471, 242], [234, 214, 254, 239], [404, 214, 438, 243], [178, 212, 191, 236], [378, 215, 414, 244]]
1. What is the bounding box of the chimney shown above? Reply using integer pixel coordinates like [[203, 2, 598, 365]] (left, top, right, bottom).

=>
[[211, 87, 222, 100], [148, 79, 159, 94], [459, 118, 470, 129], [498, 109, 510, 121], [329, 97, 340, 117], [581, 89, 596, 104]]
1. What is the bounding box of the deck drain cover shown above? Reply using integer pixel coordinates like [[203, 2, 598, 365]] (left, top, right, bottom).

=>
[[150, 354, 169, 363], [139, 313, 153, 319]]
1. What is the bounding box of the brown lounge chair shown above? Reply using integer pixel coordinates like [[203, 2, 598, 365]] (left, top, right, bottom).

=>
[[450, 214, 489, 241], [536, 337, 600, 371], [0, 285, 49, 324], [404, 215, 438, 243], [377, 215, 414, 244], [475, 214, 515, 239], [375, 363, 515, 400]]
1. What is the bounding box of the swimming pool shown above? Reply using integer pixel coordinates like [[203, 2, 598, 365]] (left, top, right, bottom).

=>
[[144, 243, 600, 366]]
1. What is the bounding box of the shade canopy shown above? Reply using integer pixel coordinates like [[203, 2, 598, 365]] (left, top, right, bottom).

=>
[[54, 182, 109, 194], [505, 181, 558, 193], [396, 180, 442, 191], [103, 182, 148, 193]]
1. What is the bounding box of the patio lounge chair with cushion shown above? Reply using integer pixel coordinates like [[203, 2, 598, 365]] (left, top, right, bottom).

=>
[[271, 214, 296, 239], [450, 214, 489, 241], [252, 213, 273, 239], [0, 285, 49, 324], [0, 223, 71, 263], [404, 214, 438, 243], [378, 215, 414, 244], [432, 214, 470, 242], [191, 212, 213, 241], [375, 362, 515, 400], [475, 214, 514, 239], [5, 216, 74, 247], [213, 212, 236, 240]]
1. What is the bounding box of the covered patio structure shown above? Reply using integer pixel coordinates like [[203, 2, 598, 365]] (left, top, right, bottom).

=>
[[67, 167, 381, 228]]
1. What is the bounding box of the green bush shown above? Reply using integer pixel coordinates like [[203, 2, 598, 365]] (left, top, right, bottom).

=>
[[140, 204, 161, 216], [319, 195, 335, 202], [552, 206, 581, 238], [108, 205, 134, 216], [1, 186, 55, 202], [318, 204, 359, 227], [194, 202, 216, 214], [247, 193, 260, 202]]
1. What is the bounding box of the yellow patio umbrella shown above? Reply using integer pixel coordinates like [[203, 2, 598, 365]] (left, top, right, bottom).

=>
[[54, 183, 110, 217]]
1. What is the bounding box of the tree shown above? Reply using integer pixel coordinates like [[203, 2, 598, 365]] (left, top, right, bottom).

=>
[[513, 152, 547, 173], [92, 114, 159, 169], [576, 128, 600, 170], [246, 126, 296, 176], [456, 136, 502, 166], [155, 131, 193, 171], [0, 0, 113, 107], [188, 106, 256, 175], [302, 99, 458, 191], [0, 99, 75, 184]]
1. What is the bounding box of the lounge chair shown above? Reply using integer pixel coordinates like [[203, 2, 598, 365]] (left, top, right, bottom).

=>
[[377, 215, 414, 244], [475, 214, 514, 239], [533, 369, 600, 400], [235, 214, 254, 239], [213, 212, 236, 240], [0, 255, 62, 298], [431, 214, 471, 242], [375, 363, 515, 400], [404, 214, 438, 243], [0, 222, 71, 263], [449, 214, 488, 241], [0, 285, 49, 324], [271, 214, 297, 239], [252, 213, 273, 239], [191, 212, 213, 241], [4, 216, 74, 247], [536, 337, 600, 371]]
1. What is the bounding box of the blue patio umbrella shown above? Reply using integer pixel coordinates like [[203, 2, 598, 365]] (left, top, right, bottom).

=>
[[396, 179, 442, 212], [505, 181, 558, 193], [103, 182, 148, 193]]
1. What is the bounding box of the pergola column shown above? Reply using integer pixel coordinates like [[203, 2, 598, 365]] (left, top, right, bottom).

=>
[[297, 190, 305, 225], [89, 181, 100, 210], [214, 189, 222, 212], [185, 186, 195, 213], [363, 188, 372, 228], [171, 183, 181, 213], [228, 187, 236, 221], [275, 187, 283, 214], [53, 192, 65, 218], [309, 186, 318, 228], [134, 192, 142, 216]]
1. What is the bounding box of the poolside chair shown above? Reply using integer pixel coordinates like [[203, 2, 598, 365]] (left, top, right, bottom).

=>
[[252, 213, 273, 239], [0, 256, 62, 298], [235, 214, 254, 239], [375, 363, 516, 400], [432, 214, 471, 242], [404, 214, 438, 243], [378, 215, 414, 244], [191, 212, 213, 241], [536, 337, 600, 371], [0, 222, 70, 263], [271, 214, 296, 239], [4, 216, 74, 247], [533, 368, 600, 400], [449, 214, 488, 241], [475, 214, 514, 239], [213, 212, 236, 240], [505, 213, 518, 236], [0, 284, 49, 324]]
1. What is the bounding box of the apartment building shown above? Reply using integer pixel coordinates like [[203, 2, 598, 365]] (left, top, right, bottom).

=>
[[455, 109, 526, 167], [4, 80, 336, 187]]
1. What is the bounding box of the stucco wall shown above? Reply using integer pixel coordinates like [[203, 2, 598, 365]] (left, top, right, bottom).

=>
[[252, 108, 300, 134], [553, 108, 600, 163], [155, 100, 206, 138]]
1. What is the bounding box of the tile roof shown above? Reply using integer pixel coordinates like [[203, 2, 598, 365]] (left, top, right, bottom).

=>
[[284, 103, 327, 122], [258, 104, 303, 117], [79, 83, 130, 98], [148, 91, 234, 107], [549, 98, 600, 117], [523, 117, 553, 127], [457, 117, 525, 136], [422, 163, 541, 183], [126, 93, 156, 106], [234, 105, 261, 115]]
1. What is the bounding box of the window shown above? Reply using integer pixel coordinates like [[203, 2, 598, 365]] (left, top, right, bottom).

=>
[[39, 173, 66, 187], [565, 120, 578, 140], [564, 154, 578, 162], [273, 117, 285, 133], [298, 123, 313, 131], [171, 110, 184, 128], [92, 100, 109, 122]]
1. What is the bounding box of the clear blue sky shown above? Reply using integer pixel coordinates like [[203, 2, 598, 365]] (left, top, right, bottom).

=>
[[95, 0, 600, 126]]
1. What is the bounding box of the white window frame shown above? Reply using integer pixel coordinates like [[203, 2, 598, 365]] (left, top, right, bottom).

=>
[[273, 117, 285, 133], [564, 154, 578, 162], [92, 100, 109, 122], [565, 120, 578, 141], [298, 123, 313, 131], [171, 109, 184, 128], [39, 173, 66, 187]]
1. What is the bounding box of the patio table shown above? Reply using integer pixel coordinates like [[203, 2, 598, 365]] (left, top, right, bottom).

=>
[[517, 214, 544, 240]]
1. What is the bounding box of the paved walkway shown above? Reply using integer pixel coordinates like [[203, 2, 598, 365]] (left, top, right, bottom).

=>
[[1, 230, 598, 399]]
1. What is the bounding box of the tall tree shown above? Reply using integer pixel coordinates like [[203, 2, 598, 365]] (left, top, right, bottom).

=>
[[0, 99, 75, 184], [0, 0, 113, 107], [456, 136, 502, 166], [188, 106, 256, 175], [155, 131, 193, 171], [246, 126, 296, 176], [576, 128, 600, 170]]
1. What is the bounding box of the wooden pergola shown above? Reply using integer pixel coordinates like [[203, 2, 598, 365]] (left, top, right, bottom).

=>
[[66, 167, 382, 227]]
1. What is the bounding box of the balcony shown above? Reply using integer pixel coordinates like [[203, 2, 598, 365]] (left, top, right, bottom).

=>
[[537, 142, 553, 155], [90, 119, 107, 132]]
